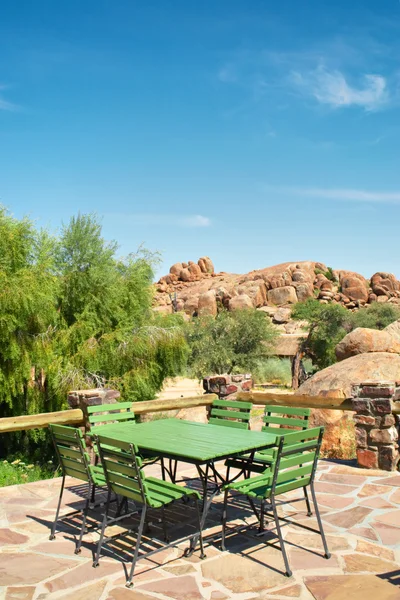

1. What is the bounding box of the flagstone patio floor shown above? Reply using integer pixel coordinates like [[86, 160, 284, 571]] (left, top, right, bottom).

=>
[[0, 459, 399, 600]]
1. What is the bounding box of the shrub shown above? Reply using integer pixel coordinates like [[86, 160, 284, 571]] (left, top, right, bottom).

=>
[[186, 309, 278, 378], [253, 358, 292, 386]]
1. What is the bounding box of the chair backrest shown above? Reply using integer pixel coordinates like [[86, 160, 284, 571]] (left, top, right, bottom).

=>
[[262, 405, 310, 435], [270, 427, 323, 497], [209, 399, 252, 430], [86, 402, 136, 429], [95, 434, 147, 505], [49, 424, 91, 482]]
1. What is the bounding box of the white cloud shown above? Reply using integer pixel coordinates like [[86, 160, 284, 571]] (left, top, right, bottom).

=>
[[108, 213, 211, 228], [291, 66, 388, 110], [0, 85, 17, 111], [264, 185, 400, 203]]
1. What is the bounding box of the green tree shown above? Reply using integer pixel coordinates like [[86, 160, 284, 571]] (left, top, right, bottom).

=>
[[0, 209, 188, 458], [186, 309, 278, 378], [291, 299, 350, 370], [350, 302, 400, 330]]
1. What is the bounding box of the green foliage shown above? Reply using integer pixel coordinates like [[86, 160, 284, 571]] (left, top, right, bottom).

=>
[[314, 266, 336, 281], [292, 298, 400, 370], [0, 208, 188, 458], [351, 302, 400, 330], [292, 299, 350, 369], [0, 457, 59, 487], [186, 309, 278, 378], [253, 358, 292, 386]]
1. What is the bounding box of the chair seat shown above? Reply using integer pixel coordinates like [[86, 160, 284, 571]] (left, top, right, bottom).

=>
[[144, 477, 200, 508]]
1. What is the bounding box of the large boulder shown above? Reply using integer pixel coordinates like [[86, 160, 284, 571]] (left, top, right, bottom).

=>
[[337, 272, 369, 303], [198, 256, 214, 274], [229, 294, 253, 311], [298, 352, 400, 458], [298, 352, 400, 398], [267, 286, 298, 306], [198, 290, 217, 317], [384, 319, 400, 341], [335, 327, 400, 361]]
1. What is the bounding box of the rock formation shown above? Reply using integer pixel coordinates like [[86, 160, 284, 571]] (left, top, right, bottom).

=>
[[154, 258, 400, 315]]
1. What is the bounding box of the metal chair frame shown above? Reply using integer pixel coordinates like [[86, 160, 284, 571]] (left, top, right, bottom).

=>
[[221, 427, 330, 577]]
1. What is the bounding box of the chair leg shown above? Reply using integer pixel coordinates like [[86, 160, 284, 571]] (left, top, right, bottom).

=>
[[303, 486, 312, 517], [93, 489, 112, 567], [75, 481, 91, 554], [194, 497, 206, 559], [161, 505, 169, 542], [126, 505, 147, 588], [90, 482, 96, 504], [259, 500, 265, 533], [50, 475, 65, 540], [271, 496, 292, 577], [221, 489, 229, 551], [310, 483, 331, 559]]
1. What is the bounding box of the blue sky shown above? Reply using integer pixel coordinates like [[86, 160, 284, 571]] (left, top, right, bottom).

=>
[[1, 1, 400, 279]]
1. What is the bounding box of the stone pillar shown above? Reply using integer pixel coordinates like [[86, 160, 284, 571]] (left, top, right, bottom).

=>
[[351, 381, 399, 471], [202, 374, 253, 399], [67, 388, 121, 447]]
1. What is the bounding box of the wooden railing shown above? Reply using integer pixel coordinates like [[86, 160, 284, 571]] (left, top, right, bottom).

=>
[[1, 390, 399, 435]]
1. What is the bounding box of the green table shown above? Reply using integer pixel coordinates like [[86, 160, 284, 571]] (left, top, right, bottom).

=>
[[92, 418, 277, 465], [93, 419, 277, 543]]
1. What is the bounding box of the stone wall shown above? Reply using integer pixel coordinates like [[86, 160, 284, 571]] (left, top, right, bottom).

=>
[[202, 374, 253, 398], [352, 381, 400, 471]]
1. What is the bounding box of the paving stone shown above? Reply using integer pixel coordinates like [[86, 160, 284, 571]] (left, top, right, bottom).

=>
[[373, 476, 400, 487], [270, 584, 302, 597], [53, 579, 108, 600], [357, 483, 392, 498], [162, 564, 197, 576], [289, 548, 338, 571], [210, 592, 228, 600], [107, 589, 157, 600], [330, 465, 388, 477], [5, 586, 36, 600], [30, 538, 91, 558], [323, 507, 372, 529], [285, 533, 350, 551], [313, 483, 357, 495], [374, 509, 400, 527], [0, 528, 29, 546], [316, 495, 355, 510], [319, 473, 367, 486], [0, 552, 77, 585], [45, 560, 121, 593], [359, 496, 394, 509], [304, 574, 399, 600], [370, 521, 400, 545], [348, 527, 378, 541], [343, 553, 399, 573], [355, 539, 395, 562], [389, 488, 400, 505], [201, 553, 288, 593], [139, 575, 204, 599]]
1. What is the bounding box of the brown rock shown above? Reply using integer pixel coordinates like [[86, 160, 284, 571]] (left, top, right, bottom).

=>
[[273, 307, 291, 324], [267, 286, 298, 305], [229, 294, 253, 311], [298, 352, 400, 398], [335, 328, 400, 361], [179, 268, 191, 282], [198, 256, 214, 274], [169, 262, 183, 276], [357, 448, 378, 469], [198, 290, 217, 317], [184, 295, 199, 316]]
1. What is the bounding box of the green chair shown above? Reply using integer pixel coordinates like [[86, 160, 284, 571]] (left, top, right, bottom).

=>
[[93, 434, 205, 587], [86, 401, 159, 468], [225, 405, 311, 477], [49, 424, 107, 553], [221, 427, 330, 577], [86, 401, 137, 431], [209, 399, 253, 429]]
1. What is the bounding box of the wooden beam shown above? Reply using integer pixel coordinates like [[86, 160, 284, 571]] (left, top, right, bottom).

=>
[[237, 391, 354, 411], [133, 394, 217, 414], [0, 409, 84, 433], [0, 395, 218, 434]]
